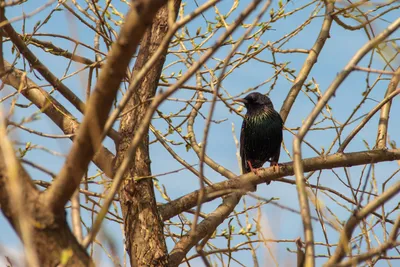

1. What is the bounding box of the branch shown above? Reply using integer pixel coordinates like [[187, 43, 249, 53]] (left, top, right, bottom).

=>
[[326, 182, 400, 265], [187, 92, 236, 180], [292, 16, 400, 267], [23, 35, 97, 66], [168, 193, 242, 267], [339, 88, 400, 152], [0, 130, 91, 265], [279, 1, 334, 122], [0, 116, 40, 266], [334, 215, 400, 266], [2, 18, 86, 113], [376, 68, 400, 149], [44, 0, 168, 212], [159, 149, 400, 220], [1, 61, 114, 177]]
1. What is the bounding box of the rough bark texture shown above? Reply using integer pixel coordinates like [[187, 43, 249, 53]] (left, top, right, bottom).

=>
[[0, 1, 170, 264], [0, 157, 92, 266], [115, 2, 180, 266]]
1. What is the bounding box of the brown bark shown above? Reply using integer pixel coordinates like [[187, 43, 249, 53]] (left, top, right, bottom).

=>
[[0, 1, 170, 265], [45, 0, 168, 213], [376, 67, 400, 148], [0, 156, 92, 266], [159, 148, 400, 220], [2, 61, 115, 178], [115, 2, 180, 266]]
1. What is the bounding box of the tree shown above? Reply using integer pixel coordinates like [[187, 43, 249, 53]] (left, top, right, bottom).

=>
[[0, 0, 399, 266]]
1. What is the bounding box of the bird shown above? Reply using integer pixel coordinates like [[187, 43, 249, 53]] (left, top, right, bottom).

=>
[[235, 92, 283, 187]]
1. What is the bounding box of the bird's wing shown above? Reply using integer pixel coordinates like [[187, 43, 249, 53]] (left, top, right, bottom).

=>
[[270, 114, 284, 164], [240, 120, 248, 174]]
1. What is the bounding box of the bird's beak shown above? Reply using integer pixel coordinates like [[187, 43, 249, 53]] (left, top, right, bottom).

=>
[[234, 98, 247, 104]]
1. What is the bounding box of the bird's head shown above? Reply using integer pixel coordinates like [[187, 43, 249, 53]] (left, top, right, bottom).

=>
[[235, 92, 274, 115]]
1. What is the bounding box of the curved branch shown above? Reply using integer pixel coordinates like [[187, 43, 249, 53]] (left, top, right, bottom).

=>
[[326, 181, 400, 265]]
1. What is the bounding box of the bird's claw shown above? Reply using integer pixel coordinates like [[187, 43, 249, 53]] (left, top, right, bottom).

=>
[[270, 162, 282, 172], [252, 168, 263, 177], [247, 160, 262, 177]]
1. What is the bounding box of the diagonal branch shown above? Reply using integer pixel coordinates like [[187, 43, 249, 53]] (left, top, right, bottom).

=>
[[279, 1, 334, 122], [168, 193, 242, 267], [326, 181, 400, 266], [335, 215, 400, 267], [2, 18, 86, 113], [293, 16, 400, 267], [2, 23, 119, 143], [1, 61, 114, 177], [44, 0, 169, 212], [339, 88, 400, 152]]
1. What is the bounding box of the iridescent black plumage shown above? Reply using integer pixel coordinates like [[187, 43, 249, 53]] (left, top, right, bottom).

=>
[[236, 93, 283, 185]]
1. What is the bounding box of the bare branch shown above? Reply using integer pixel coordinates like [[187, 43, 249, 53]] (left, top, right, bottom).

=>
[[279, 1, 334, 122], [293, 16, 400, 266], [339, 88, 400, 152], [159, 148, 400, 220], [326, 181, 400, 265], [376, 68, 400, 149], [169, 193, 242, 267], [2, 18, 86, 113], [1, 61, 115, 177], [44, 0, 168, 212]]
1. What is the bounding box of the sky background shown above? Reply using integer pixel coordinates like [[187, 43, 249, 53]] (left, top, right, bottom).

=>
[[0, 0, 400, 266]]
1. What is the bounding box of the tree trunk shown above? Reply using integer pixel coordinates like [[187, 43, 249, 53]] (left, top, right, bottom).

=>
[[115, 2, 180, 266], [0, 157, 92, 266]]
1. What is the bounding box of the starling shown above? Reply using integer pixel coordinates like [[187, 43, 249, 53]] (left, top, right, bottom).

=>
[[235, 92, 283, 186]]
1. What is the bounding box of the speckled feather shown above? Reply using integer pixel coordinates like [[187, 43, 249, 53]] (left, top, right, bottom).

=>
[[239, 93, 283, 184]]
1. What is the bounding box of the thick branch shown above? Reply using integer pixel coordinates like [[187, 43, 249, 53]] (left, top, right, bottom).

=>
[[0, 152, 92, 266], [168, 193, 242, 267], [159, 149, 400, 220], [44, 0, 168, 212], [1, 61, 114, 177]]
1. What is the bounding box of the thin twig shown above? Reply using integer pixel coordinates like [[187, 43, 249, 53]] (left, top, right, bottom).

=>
[[376, 68, 400, 149], [339, 88, 400, 152]]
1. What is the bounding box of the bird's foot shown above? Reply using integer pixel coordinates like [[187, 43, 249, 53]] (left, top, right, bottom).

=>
[[251, 167, 264, 177], [270, 161, 282, 172], [245, 161, 259, 191], [247, 160, 263, 177]]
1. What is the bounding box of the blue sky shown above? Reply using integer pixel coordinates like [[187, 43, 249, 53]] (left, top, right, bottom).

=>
[[1, 0, 400, 266]]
